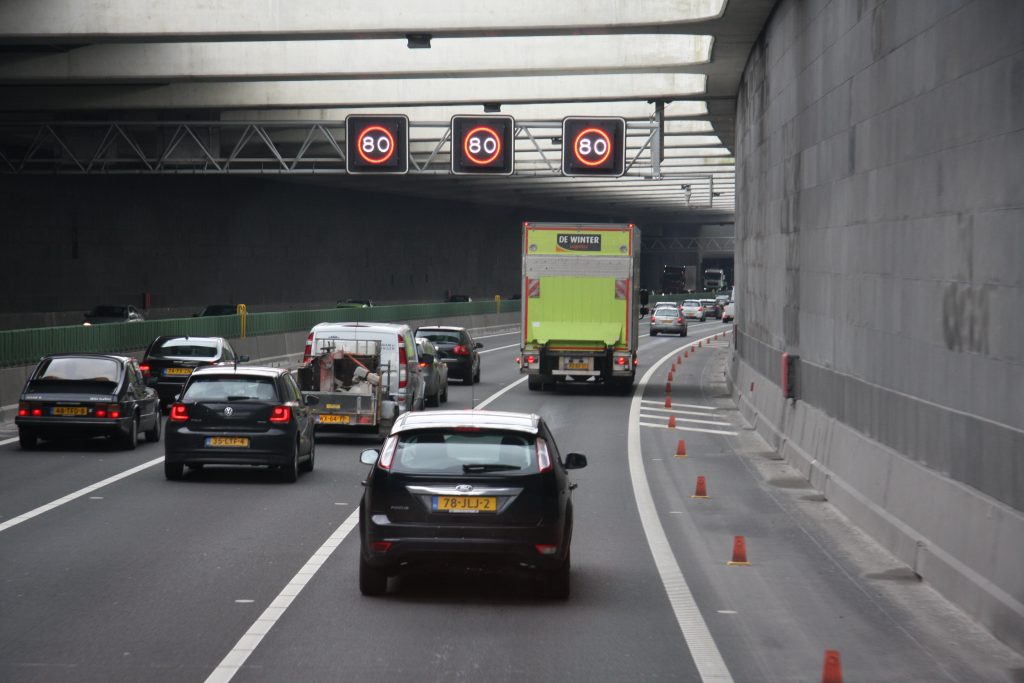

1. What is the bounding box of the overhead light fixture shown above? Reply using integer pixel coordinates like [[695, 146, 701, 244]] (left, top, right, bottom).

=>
[[406, 33, 432, 49], [483, 103, 501, 113], [551, 137, 562, 146]]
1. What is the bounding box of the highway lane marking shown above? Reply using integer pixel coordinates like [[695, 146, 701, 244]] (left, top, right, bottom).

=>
[[204, 376, 527, 683], [477, 342, 520, 355], [628, 331, 734, 683], [0, 436, 18, 446], [641, 399, 716, 411], [641, 406, 729, 420], [0, 456, 164, 534], [639, 422, 739, 436], [639, 413, 735, 428]]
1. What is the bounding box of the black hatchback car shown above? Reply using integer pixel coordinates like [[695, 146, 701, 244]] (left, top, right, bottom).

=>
[[141, 335, 241, 409], [16, 354, 162, 450], [414, 326, 483, 384], [164, 365, 316, 482], [358, 410, 587, 598]]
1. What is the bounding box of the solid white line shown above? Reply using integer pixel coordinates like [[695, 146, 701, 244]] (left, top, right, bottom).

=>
[[204, 376, 527, 682], [205, 509, 360, 683], [478, 342, 520, 355], [0, 436, 18, 446], [641, 406, 727, 420], [0, 456, 164, 533], [638, 412, 735, 427], [639, 422, 739, 436], [474, 376, 529, 410], [628, 334, 734, 682], [472, 329, 521, 340], [642, 399, 717, 411]]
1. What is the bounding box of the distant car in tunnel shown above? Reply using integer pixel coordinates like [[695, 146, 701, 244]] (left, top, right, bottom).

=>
[[700, 299, 721, 319], [141, 335, 241, 410], [721, 301, 735, 323], [650, 305, 688, 337], [445, 294, 473, 303], [83, 305, 145, 325], [414, 326, 482, 384], [681, 300, 706, 322], [336, 298, 374, 308]]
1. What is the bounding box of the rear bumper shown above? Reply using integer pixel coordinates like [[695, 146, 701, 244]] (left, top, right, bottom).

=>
[[440, 357, 473, 379], [165, 426, 295, 465], [16, 416, 131, 438], [651, 322, 686, 334]]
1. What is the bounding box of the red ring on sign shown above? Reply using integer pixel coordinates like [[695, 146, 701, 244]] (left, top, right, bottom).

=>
[[463, 126, 502, 165], [356, 125, 396, 164], [573, 127, 613, 167]]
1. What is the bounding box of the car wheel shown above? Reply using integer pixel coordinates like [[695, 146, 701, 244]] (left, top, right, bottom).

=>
[[650, 329, 658, 336], [164, 459, 184, 480], [144, 413, 162, 443], [441, 381, 449, 403], [359, 553, 388, 596], [300, 436, 315, 473], [426, 385, 440, 407], [542, 549, 571, 600], [473, 363, 481, 384], [123, 415, 139, 450], [281, 440, 300, 483], [18, 429, 37, 450]]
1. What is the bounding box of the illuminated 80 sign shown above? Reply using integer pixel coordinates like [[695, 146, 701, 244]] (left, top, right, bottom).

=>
[[345, 115, 409, 174], [561, 117, 626, 177], [451, 115, 515, 175]]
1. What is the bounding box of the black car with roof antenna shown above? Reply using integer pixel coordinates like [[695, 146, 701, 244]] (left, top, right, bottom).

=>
[[141, 335, 243, 410]]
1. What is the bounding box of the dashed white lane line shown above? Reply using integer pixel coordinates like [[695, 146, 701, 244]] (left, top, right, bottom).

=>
[[628, 333, 734, 682], [640, 406, 731, 421], [477, 342, 520, 355], [0, 436, 18, 446], [0, 456, 164, 534], [639, 422, 739, 436], [641, 399, 717, 411]]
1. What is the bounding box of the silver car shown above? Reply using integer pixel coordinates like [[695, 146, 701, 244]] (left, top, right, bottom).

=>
[[650, 305, 688, 336], [681, 300, 706, 322]]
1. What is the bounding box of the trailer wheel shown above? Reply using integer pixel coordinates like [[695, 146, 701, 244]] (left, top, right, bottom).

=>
[[528, 375, 543, 392]]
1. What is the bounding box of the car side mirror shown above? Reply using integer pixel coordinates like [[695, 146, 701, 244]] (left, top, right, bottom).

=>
[[475, 342, 483, 349], [564, 452, 588, 469], [304, 394, 319, 406], [360, 449, 379, 465]]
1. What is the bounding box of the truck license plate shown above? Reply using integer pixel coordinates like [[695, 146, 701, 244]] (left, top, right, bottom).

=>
[[564, 357, 592, 371]]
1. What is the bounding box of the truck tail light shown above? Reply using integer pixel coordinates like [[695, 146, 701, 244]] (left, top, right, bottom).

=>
[[170, 404, 189, 422], [302, 332, 314, 364], [615, 356, 627, 366], [526, 355, 536, 364], [269, 406, 291, 423], [398, 335, 408, 389]]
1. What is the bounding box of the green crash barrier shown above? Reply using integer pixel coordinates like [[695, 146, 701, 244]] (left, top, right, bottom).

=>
[[0, 299, 519, 368]]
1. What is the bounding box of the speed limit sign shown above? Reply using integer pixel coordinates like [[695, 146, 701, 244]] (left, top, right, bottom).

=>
[[561, 117, 626, 177], [345, 115, 409, 174], [450, 115, 515, 175]]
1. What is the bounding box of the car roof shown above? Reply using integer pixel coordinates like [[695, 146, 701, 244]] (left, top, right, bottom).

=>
[[312, 322, 408, 332], [391, 409, 540, 435], [41, 353, 132, 363], [415, 325, 467, 333], [152, 335, 225, 344], [190, 365, 285, 379]]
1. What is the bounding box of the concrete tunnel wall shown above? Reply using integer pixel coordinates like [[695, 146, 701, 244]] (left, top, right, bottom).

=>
[[732, 0, 1023, 650], [0, 176, 609, 327]]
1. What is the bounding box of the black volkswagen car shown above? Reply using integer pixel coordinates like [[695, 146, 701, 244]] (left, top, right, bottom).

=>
[[16, 354, 162, 450], [413, 326, 483, 384], [164, 365, 316, 482], [358, 410, 587, 598], [141, 335, 241, 409]]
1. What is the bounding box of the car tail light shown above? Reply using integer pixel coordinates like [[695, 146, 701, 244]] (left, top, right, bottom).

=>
[[453, 344, 470, 356], [677, 317, 684, 324], [18, 404, 28, 417], [698, 306, 703, 311], [170, 403, 189, 422], [535, 544, 558, 555], [536, 438, 552, 473], [139, 363, 151, 377], [269, 406, 291, 423], [398, 335, 408, 389], [95, 408, 107, 418], [31, 408, 43, 417], [302, 332, 314, 364], [378, 436, 398, 470], [419, 361, 428, 368], [371, 541, 392, 553]]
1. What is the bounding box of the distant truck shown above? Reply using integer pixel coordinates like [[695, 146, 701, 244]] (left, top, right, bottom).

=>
[[519, 222, 640, 392], [297, 338, 391, 432], [659, 265, 686, 294], [704, 268, 727, 291]]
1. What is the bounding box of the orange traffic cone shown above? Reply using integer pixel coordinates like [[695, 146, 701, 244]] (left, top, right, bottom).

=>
[[676, 354, 682, 363], [692, 475, 708, 498], [727, 536, 751, 565], [665, 382, 672, 394], [668, 371, 674, 382], [684, 350, 689, 358], [667, 415, 676, 428], [675, 439, 687, 457], [821, 650, 843, 683], [664, 396, 672, 408]]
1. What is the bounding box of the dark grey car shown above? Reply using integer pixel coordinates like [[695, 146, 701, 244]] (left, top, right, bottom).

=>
[[416, 338, 449, 407]]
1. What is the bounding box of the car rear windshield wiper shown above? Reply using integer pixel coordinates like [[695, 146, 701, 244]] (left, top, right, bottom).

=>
[[462, 463, 521, 472]]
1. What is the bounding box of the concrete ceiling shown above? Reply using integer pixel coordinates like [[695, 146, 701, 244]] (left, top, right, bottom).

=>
[[0, 0, 777, 223]]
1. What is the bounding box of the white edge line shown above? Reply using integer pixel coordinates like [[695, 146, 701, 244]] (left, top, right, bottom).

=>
[[0, 456, 164, 533], [628, 332, 734, 682], [204, 375, 529, 682], [205, 509, 360, 683]]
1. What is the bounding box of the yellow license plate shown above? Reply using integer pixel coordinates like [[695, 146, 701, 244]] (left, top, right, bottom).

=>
[[52, 406, 88, 416], [434, 496, 497, 512], [566, 360, 590, 370], [318, 414, 350, 424], [164, 367, 193, 376], [205, 436, 250, 448]]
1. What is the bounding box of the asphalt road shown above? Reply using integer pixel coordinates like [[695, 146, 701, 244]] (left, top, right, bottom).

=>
[[1, 322, 1020, 682]]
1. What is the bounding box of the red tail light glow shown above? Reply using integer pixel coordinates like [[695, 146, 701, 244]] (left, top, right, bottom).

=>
[[269, 406, 291, 423], [302, 332, 314, 364], [31, 408, 43, 416], [535, 544, 558, 555], [18, 408, 28, 417], [677, 317, 684, 324], [398, 335, 408, 389], [95, 408, 107, 418], [419, 361, 428, 368], [371, 541, 393, 553], [615, 356, 627, 366], [170, 404, 189, 422], [526, 355, 536, 364], [453, 344, 470, 356], [139, 363, 151, 377]]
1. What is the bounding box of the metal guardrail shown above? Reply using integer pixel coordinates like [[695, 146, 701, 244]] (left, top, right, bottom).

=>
[[0, 300, 519, 368]]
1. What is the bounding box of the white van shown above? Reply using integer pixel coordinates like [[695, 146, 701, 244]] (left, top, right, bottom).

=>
[[302, 322, 425, 416]]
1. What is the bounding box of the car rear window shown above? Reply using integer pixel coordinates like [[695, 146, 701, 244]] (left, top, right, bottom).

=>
[[392, 430, 537, 475], [684, 300, 700, 306], [182, 376, 278, 402], [36, 357, 120, 383], [417, 330, 462, 345], [152, 338, 219, 358]]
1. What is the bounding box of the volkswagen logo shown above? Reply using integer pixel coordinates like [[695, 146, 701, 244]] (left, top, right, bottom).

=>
[[455, 484, 473, 493], [223, 406, 234, 416]]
